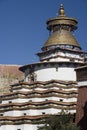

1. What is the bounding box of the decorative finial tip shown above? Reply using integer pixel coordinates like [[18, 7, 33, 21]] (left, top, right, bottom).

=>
[[59, 4, 66, 16], [60, 3, 63, 7]]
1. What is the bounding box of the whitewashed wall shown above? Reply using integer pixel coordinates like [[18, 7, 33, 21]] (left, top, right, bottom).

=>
[[0, 124, 38, 130], [25, 63, 76, 82], [2, 96, 77, 104], [78, 81, 87, 86], [4, 107, 75, 116], [35, 67, 76, 81]]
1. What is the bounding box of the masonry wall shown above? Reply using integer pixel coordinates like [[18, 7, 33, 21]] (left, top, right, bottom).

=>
[[75, 66, 87, 130], [76, 86, 87, 130], [0, 65, 24, 94]]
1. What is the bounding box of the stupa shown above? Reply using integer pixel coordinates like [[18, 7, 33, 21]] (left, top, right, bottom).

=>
[[0, 4, 86, 130]]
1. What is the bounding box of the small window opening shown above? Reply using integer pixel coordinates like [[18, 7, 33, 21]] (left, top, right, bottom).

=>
[[59, 99, 63, 102], [9, 101, 12, 103], [23, 113, 26, 115], [42, 112, 45, 115]]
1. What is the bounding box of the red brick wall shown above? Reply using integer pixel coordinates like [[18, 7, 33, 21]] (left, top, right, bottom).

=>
[[76, 86, 87, 130]]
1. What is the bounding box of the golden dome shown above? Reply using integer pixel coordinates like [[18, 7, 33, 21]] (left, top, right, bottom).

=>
[[43, 30, 80, 48], [42, 4, 81, 50]]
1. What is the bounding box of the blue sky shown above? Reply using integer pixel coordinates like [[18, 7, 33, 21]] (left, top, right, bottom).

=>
[[0, 0, 87, 65]]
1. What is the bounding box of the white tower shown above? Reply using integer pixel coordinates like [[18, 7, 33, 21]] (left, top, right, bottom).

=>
[[0, 4, 86, 130]]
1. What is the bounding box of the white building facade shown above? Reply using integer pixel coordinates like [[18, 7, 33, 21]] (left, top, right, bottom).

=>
[[0, 4, 87, 130]]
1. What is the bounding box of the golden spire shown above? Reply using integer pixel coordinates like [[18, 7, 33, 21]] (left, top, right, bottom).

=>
[[42, 4, 80, 51], [59, 4, 66, 16]]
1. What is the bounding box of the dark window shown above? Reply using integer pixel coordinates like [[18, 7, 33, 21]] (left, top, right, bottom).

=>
[[23, 113, 26, 115], [0, 114, 3, 116], [42, 112, 45, 115], [59, 99, 63, 102], [9, 101, 12, 103], [56, 67, 58, 72]]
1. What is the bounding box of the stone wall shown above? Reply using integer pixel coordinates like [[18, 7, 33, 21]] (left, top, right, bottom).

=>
[[0, 65, 24, 94]]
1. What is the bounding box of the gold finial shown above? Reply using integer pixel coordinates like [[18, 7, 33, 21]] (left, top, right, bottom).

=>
[[59, 4, 66, 16]]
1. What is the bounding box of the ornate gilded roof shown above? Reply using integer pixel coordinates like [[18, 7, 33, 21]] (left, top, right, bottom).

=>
[[46, 4, 78, 30], [42, 4, 80, 50], [43, 30, 80, 47]]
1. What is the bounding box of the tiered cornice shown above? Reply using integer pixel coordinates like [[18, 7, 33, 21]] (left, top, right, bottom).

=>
[[0, 83, 77, 125]]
